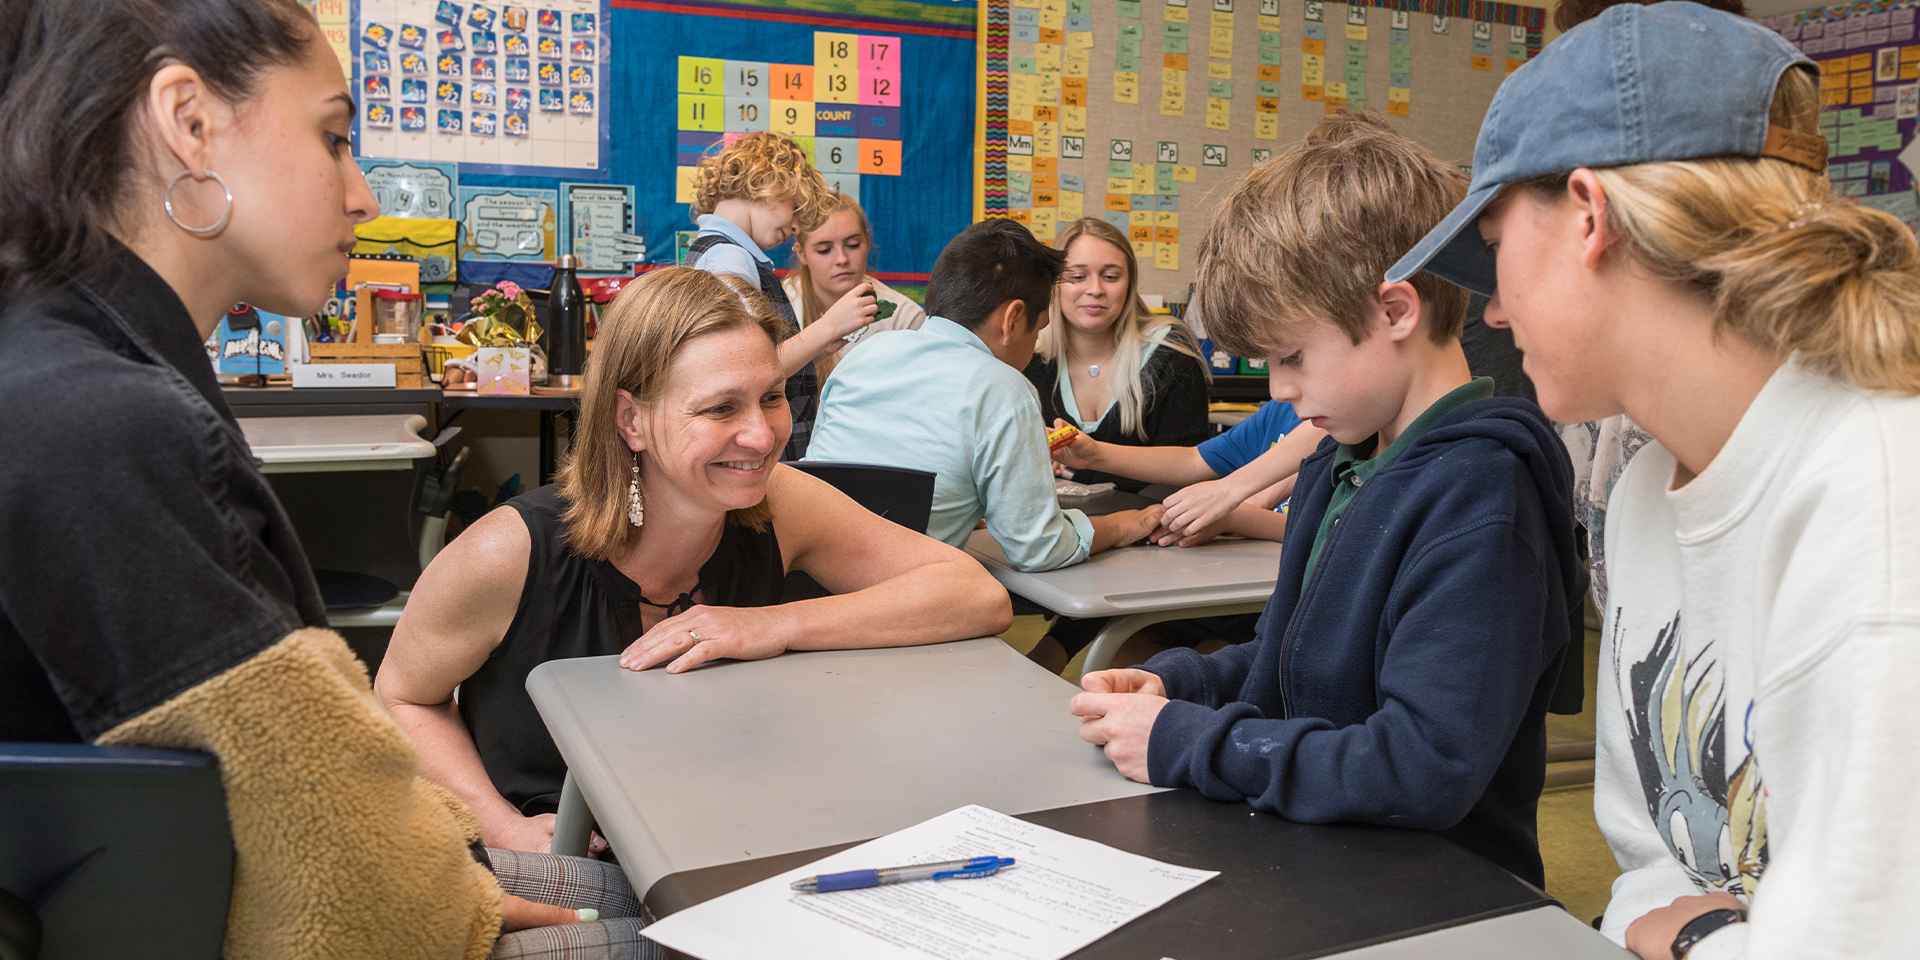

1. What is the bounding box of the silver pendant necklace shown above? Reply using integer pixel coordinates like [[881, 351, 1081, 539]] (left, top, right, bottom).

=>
[[1082, 346, 1116, 379]]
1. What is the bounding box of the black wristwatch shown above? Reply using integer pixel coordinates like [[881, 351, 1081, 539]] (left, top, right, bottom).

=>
[[1670, 907, 1747, 960]]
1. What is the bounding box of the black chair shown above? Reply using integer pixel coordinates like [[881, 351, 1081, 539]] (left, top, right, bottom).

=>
[[781, 461, 938, 602], [787, 461, 936, 535], [0, 744, 232, 960]]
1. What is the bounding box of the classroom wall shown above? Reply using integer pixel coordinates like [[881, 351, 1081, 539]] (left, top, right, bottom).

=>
[[975, 0, 1552, 300]]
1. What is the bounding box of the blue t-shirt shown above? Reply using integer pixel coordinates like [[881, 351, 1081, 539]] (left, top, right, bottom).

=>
[[1195, 401, 1303, 477]]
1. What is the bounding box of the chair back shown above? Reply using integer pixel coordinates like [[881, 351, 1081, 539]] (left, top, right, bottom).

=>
[[787, 461, 936, 534], [0, 744, 233, 960]]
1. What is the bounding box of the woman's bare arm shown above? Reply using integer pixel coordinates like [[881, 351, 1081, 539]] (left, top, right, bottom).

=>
[[622, 466, 1013, 672], [373, 506, 548, 851]]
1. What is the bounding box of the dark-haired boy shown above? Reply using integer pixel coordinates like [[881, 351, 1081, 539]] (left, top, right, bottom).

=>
[[1070, 113, 1588, 885], [810, 219, 1161, 571]]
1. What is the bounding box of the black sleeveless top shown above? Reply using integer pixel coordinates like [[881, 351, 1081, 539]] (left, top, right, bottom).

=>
[[460, 484, 785, 815], [686, 232, 818, 461]]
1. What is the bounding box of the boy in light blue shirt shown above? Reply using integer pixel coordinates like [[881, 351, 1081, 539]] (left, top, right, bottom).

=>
[[809, 220, 1162, 572]]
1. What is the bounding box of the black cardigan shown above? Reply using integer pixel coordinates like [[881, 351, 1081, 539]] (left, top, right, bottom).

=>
[[1024, 340, 1211, 492]]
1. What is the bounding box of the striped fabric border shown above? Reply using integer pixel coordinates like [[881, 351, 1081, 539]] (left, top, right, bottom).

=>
[[1790, 0, 1911, 26], [613, 0, 975, 38], [981, 0, 1010, 217]]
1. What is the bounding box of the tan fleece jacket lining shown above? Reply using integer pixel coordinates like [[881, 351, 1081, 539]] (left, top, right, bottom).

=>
[[100, 627, 504, 960]]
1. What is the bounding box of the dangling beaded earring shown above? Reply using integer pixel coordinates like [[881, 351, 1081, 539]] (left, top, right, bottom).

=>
[[628, 452, 645, 527]]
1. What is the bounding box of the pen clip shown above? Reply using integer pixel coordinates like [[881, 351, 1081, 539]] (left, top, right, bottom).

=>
[[931, 857, 1015, 881]]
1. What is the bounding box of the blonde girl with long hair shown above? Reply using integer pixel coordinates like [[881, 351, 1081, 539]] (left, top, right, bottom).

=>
[[1391, 6, 1920, 958], [1020, 219, 1211, 675], [783, 193, 926, 381], [1025, 218, 1210, 492]]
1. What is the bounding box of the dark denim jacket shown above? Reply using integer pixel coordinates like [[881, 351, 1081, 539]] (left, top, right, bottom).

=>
[[0, 244, 326, 742]]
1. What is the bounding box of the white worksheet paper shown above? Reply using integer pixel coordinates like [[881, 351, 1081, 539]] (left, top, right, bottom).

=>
[[639, 805, 1218, 960]]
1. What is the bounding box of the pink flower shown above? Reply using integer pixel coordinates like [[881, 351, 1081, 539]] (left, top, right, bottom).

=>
[[496, 281, 522, 300]]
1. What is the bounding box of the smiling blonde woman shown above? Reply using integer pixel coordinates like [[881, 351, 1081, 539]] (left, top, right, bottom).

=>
[[377, 267, 1008, 865]]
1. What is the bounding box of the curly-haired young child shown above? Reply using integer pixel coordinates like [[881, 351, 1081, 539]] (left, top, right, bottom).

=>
[[687, 131, 878, 459]]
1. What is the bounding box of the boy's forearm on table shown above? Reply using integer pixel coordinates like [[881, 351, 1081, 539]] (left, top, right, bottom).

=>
[[1087, 443, 1219, 486], [1223, 504, 1289, 542], [1244, 480, 1290, 511]]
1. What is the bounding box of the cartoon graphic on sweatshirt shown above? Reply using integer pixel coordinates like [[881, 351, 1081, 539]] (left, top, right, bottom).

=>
[[1622, 613, 1770, 897]]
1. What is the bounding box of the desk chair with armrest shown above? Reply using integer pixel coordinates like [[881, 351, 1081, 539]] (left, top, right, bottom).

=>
[[545, 461, 938, 857], [0, 744, 232, 960], [322, 438, 471, 629], [779, 460, 937, 602], [786, 461, 936, 534]]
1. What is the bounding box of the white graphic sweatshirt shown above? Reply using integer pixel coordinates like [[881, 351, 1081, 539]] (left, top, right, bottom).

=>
[[1595, 360, 1920, 959]]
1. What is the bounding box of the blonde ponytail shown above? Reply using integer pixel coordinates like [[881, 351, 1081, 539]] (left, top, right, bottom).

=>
[[1703, 202, 1920, 391], [1557, 67, 1920, 393]]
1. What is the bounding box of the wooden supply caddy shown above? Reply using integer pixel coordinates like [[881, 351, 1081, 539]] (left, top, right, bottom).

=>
[[306, 256, 426, 387]]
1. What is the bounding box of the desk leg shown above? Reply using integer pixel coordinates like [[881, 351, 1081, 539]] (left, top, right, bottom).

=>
[[553, 771, 594, 857], [538, 411, 556, 488], [1077, 602, 1270, 682]]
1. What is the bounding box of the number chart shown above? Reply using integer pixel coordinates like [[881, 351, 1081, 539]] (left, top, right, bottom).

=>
[[676, 33, 906, 203], [352, 0, 608, 177]]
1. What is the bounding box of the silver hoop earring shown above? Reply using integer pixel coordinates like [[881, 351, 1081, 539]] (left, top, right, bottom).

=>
[[628, 452, 645, 527], [164, 170, 233, 236]]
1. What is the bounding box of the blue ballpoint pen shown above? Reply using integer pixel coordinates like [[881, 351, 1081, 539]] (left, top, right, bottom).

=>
[[790, 856, 1016, 893]]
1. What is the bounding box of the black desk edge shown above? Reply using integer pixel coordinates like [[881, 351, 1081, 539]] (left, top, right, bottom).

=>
[[640, 790, 1557, 960]]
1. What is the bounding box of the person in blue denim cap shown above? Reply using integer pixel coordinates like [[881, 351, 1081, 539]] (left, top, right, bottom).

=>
[[1388, 4, 1920, 957]]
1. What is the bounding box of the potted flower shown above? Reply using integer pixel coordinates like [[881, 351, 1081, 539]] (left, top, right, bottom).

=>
[[456, 280, 546, 394]]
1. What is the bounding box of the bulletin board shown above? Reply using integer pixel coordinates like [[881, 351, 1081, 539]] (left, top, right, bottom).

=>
[[975, 0, 1547, 299], [1761, 1, 1920, 230], [338, 0, 978, 280], [350, 0, 611, 178]]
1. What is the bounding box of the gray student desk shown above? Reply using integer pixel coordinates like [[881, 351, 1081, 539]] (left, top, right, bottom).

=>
[[530, 639, 1159, 883], [236, 413, 436, 473], [238, 414, 436, 630], [527, 640, 1627, 959], [965, 529, 1282, 678]]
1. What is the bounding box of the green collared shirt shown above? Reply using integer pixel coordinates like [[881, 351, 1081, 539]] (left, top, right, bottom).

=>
[[1299, 377, 1496, 591]]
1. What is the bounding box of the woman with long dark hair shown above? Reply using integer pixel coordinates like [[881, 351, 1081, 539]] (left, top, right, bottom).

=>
[[0, 2, 664, 955]]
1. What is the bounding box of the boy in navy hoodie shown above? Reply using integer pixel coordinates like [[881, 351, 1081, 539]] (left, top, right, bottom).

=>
[[1070, 112, 1587, 886]]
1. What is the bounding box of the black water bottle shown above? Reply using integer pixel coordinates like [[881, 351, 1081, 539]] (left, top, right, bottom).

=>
[[550, 254, 587, 390]]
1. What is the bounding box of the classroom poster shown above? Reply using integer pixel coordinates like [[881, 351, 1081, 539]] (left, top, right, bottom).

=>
[[674, 34, 907, 206], [977, 0, 1543, 291], [458, 186, 559, 260], [359, 158, 460, 218], [352, 0, 609, 177], [560, 182, 637, 272]]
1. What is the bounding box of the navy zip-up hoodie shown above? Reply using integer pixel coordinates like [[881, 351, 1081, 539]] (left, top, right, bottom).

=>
[[1143, 397, 1587, 886]]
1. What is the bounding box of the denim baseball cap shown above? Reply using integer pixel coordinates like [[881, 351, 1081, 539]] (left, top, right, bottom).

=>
[[1386, 1, 1825, 296]]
